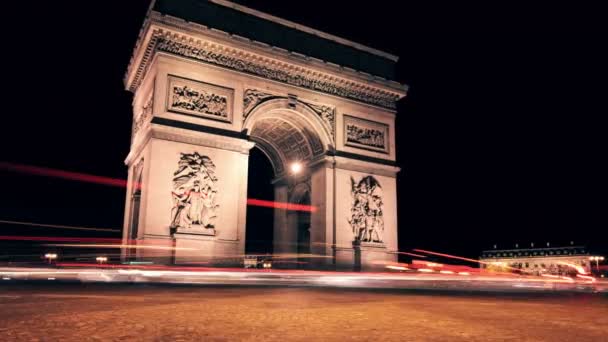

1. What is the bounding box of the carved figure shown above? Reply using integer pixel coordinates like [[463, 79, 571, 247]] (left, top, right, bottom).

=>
[[170, 152, 219, 231], [348, 176, 384, 243], [171, 85, 228, 118], [346, 124, 385, 149]]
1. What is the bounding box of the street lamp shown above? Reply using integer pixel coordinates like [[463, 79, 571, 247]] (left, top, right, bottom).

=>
[[290, 162, 303, 175], [44, 253, 58, 264], [96, 256, 108, 265], [589, 256, 604, 272]]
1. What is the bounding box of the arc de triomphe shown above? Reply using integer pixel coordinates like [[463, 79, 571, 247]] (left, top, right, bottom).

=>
[[122, 0, 407, 269]]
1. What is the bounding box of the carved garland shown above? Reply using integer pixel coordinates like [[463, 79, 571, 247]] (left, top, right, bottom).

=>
[[153, 35, 398, 109], [303, 102, 335, 138], [243, 89, 276, 118], [132, 93, 154, 136]]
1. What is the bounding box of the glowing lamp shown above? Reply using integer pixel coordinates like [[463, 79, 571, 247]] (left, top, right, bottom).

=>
[[290, 162, 303, 174], [44, 253, 58, 264]]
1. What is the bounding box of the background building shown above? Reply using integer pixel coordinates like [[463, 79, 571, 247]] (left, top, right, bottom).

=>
[[480, 245, 592, 276]]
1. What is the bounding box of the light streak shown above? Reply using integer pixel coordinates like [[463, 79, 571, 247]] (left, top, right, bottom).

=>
[[43, 244, 197, 251], [0, 162, 133, 188], [413, 248, 516, 270], [0, 220, 121, 233], [417, 268, 434, 273], [2, 163, 319, 214], [247, 198, 317, 212], [0, 235, 122, 243], [576, 274, 596, 282], [386, 265, 409, 271], [390, 251, 427, 258], [557, 261, 587, 275], [541, 274, 559, 278]]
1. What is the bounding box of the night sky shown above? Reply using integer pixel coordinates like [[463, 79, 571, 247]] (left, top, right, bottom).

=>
[[0, 1, 605, 259]]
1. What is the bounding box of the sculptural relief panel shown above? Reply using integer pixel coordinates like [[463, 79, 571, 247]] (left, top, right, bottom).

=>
[[170, 152, 220, 235], [167, 75, 233, 123], [348, 175, 384, 243], [344, 115, 389, 154]]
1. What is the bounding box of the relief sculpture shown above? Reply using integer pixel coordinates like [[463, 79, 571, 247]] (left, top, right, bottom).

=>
[[170, 152, 219, 233], [171, 85, 228, 118], [344, 115, 389, 153], [167, 76, 233, 122], [348, 176, 384, 243]]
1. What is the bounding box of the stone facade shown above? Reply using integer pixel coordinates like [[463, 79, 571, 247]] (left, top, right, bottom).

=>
[[480, 246, 592, 275], [122, 0, 407, 269]]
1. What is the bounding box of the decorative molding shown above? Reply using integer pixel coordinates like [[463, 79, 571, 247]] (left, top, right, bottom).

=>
[[170, 152, 220, 234], [167, 75, 233, 123], [349, 175, 384, 243], [303, 101, 335, 138], [132, 91, 154, 136], [150, 118, 254, 154], [344, 115, 389, 154], [243, 89, 276, 118], [126, 27, 403, 109], [332, 155, 400, 178]]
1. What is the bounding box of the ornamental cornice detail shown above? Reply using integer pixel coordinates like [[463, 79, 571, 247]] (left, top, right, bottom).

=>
[[302, 101, 335, 138], [243, 89, 277, 118], [127, 26, 403, 110], [132, 92, 154, 137], [151, 125, 255, 154]]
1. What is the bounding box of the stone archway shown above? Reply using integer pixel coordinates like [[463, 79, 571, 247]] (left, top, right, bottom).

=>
[[244, 98, 332, 262], [122, 0, 407, 269]]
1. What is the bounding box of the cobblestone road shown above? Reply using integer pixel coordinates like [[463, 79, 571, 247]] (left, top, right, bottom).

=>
[[0, 283, 606, 341]]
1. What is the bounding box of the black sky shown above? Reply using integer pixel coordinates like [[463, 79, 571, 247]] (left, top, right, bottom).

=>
[[0, 1, 605, 258]]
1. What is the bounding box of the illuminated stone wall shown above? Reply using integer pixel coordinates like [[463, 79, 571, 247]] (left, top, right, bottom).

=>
[[122, 1, 406, 268]]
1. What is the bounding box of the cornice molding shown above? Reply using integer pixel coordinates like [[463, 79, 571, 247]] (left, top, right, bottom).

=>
[[150, 123, 255, 154], [334, 156, 400, 178], [125, 121, 254, 165], [125, 15, 407, 110]]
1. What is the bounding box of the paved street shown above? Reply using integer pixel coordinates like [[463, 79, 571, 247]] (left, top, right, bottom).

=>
[[0, 283, 606, 341]]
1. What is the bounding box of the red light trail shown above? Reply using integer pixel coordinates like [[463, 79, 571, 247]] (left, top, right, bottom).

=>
[[0, 235, 121, 243], [1, 162, 316, 212], [0, 219, 121, 233], [246, 198, 317, 212], [412, 248, 516, 270], [0, 162, 132, 188], [390, 251, 428, 258]]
